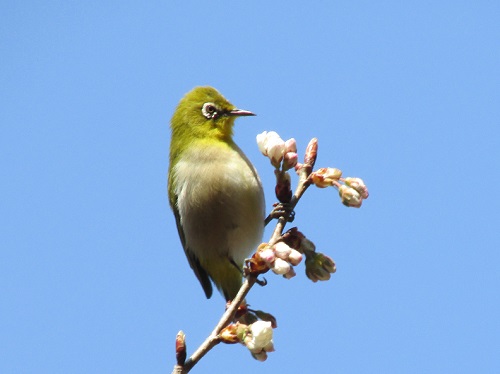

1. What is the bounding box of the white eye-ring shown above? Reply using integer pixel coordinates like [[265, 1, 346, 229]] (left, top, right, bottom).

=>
[[202, 102, 218, 119]]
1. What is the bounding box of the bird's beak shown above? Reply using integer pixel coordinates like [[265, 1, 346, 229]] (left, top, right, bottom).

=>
[[228, 108, 256, 117]]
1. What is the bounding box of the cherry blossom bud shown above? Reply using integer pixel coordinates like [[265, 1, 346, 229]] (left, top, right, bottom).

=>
[[310, 167, 342, 188], [283, 152, 298, 171], [339, 185, 363, 208], [345, 177, 369, 199], [257, 131, 287, 169], [258, 248, 276, 264], [285, 138, 297, 153], [175, 331, 186, 366], [321, 254, 336, 274], [274, 242, 292, 260], [272, 258, 291, 275], [305, 252, 336, 282], [288, 249, 303, 266], [303, 138, 318, 170], [267, 139, 286, 168], [275, 170, 292, 203], [244, 321, 274, 353], [256, 131, 280, 153], [306, 264, 331, 282], [310, 174, 329, 188]]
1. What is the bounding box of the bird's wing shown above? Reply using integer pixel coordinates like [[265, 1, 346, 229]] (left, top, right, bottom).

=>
[[171, 204, 213, 299]]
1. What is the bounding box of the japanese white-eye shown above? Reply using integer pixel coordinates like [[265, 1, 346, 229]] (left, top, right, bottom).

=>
[[168, 86, 265, 300]]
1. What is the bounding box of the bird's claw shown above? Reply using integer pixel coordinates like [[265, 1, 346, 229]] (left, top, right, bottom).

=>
[[256, 277, 267, 287], [265, 203, 295, 226]]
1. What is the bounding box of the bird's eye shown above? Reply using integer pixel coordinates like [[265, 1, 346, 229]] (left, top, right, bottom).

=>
[[202, 102, 218, 119]]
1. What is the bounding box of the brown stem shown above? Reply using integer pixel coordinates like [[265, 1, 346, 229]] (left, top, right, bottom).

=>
[[182, 276, 257, 372]]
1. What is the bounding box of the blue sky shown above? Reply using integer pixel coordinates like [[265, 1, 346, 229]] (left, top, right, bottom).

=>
[[2, 1, 499, 373]]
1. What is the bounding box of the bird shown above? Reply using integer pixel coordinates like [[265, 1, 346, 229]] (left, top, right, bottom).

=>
[[168, 86, 265, 301]]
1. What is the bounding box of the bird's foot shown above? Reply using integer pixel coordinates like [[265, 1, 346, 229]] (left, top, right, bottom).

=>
[[265, 202, 295, 226]]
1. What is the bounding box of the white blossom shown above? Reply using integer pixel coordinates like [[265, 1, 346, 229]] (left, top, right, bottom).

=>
[[245, 321, 274, 353], [272, 258, 291, 275]]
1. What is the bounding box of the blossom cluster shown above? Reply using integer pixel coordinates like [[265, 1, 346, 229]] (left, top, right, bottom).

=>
[[257, 131, 300, 203], [256, 242, 303, 279], [280, 227, 336, 282], [310, 167, 369, 208], [246, 228, 336, 284], [257, 131, 369, 207]]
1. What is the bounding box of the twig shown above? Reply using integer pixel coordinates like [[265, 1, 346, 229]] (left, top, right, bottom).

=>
[[180, 275, 257, 372]]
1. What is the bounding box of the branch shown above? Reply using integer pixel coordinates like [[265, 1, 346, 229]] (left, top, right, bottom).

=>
[[171, 138, 321, 373], [181, 275, 257, 372]]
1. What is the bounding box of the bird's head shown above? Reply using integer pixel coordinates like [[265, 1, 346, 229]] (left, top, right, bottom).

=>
[[170, 86, 255, 144]]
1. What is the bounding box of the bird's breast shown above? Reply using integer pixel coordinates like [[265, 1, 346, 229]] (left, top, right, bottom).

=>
[[173, 143, 265, 263]]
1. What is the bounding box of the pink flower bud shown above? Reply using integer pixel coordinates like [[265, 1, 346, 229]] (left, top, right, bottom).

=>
[[272, 258, 291, 275], [258, 248, 276, 264], [345, 177, 369, 199], [267, 139, 286, 168], [274, 242, 292, 260], [256, 131, 286, 169], [283, 152, 298, 171], [288, 249, 303, 266], [285, 138, 297, 153]]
